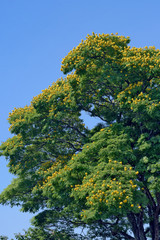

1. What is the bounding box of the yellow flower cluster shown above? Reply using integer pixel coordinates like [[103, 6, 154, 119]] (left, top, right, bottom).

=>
[[8, 105, 34, 132], [73, 159, 141, 213], [83, 176, 141, 211], [31, 76, 74, 117], [122, 45, 160, 70], [61, 33, 130, 74], [117, 81, 143, 100], [34, 156, 73, 191]]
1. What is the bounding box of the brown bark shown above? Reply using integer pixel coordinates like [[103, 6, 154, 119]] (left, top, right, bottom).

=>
[[127, 212, 147, 240], [148, 204, 155, 239], [153, 193, 160, 240], [153, 210, 159, 240]]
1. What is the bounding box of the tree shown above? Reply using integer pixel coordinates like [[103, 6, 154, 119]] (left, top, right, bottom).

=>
[[1, 33, 160, 239], [14, 227, 76, 240], [0, 236, 8, 240]]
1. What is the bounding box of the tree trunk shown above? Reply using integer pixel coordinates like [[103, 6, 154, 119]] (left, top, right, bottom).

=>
[[153, 208, 159, 240], [127, 212, 147, 240], [153, 193, 160, 240], [148, 204, 155, 239]]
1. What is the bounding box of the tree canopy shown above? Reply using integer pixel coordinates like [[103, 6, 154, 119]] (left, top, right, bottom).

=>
[[1, 33, 160, 239]]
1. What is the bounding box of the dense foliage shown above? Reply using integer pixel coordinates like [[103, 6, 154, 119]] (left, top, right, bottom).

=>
[[1, 33, 160, 239]]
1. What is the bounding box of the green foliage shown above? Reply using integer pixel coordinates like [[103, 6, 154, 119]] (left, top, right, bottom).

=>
[[14, 227, 74, 240], [1, 33, 160, 239], [0, 236, 8, 240]]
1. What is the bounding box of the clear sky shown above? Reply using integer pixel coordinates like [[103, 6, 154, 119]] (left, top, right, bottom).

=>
[[0, 0, 160, 238]]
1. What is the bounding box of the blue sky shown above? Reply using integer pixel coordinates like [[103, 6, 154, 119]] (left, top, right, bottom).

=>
[[0, 0, 160, 238]]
